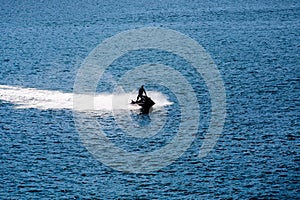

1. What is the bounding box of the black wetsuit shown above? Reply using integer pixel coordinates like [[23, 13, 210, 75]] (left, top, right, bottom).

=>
[[137, 87, 147, 101]]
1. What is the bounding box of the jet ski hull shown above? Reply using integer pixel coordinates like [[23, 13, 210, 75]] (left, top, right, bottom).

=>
[[131, 96, 155, 113]]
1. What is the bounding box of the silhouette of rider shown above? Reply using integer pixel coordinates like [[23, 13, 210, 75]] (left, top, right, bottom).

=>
[[136, 85, 147, 101]]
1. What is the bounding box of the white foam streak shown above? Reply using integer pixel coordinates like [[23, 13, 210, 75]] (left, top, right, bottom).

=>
[[0, 85, 172, 111]]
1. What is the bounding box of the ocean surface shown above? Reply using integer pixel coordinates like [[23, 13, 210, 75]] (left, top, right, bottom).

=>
[[0, 0, 299, 199]]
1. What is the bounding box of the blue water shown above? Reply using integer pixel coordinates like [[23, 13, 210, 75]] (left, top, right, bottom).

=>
[[1, 0, 299, 199]]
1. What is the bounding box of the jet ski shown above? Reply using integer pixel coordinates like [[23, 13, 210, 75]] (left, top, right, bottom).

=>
[[131, 96, 155, 113]]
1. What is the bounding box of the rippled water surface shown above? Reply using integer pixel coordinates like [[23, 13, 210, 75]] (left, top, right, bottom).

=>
[[1, 0, 299, 199]]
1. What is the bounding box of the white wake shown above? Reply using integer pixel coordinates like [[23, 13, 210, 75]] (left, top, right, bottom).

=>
[[0, 85, 172, 111]]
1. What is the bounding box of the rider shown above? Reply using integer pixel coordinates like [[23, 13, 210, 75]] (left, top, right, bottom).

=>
[[136, 85, 147, 101]]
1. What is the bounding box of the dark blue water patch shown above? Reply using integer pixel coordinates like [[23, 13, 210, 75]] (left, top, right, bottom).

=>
[[130, 113, 152, 126], [1, 107, 105, 198], [98, 49, 206, 88], [98, 99, 180, 153]]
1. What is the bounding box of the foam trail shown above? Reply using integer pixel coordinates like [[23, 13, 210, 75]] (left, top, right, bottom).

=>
[[0, 85, 73, 110], [0, 85, 172, 111]]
